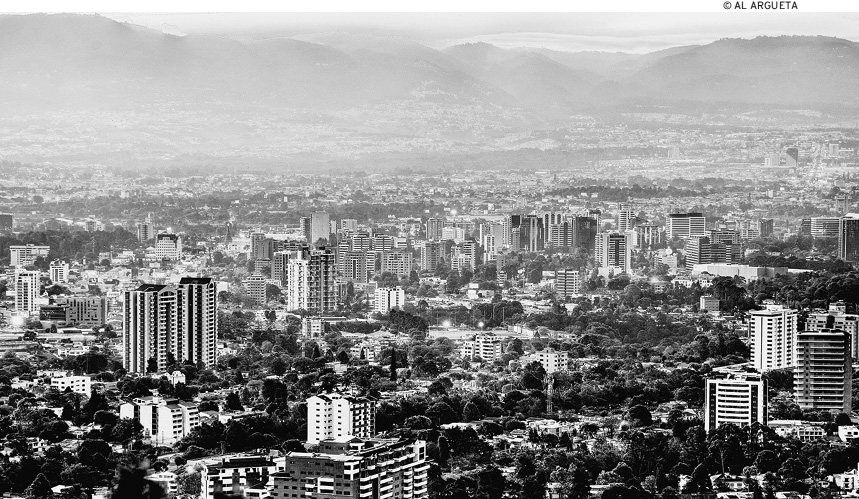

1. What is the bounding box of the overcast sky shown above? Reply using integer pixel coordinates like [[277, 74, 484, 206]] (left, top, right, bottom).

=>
[[99, 12, 859, 53]]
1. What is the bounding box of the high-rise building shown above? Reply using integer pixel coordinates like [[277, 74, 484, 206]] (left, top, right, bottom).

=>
[[750, 306, 798, 372], [177, 277, 218, 369], [617, 202, 636, 232], [339, 251, 372, 284], [633, 224, 662, 249], [528, 349, 571, 374], [555, 269, 581, 299], [10, 244, 50, 268], [573, 216, 598, 253], [49, 259, 69, 284], [250, 231, 269, 260], [374, 287, 405, 314], [123, 280, 218, 373], [597, 232, 632, 273], [785, 147, 799, 167], [426, 217, 444, 240], [794, 329, 852, 412], [243, 274, 267, 305], [666, 213, 706, 239], [310, 212, 331, 246], [810, 217, 840, 239], [155, 233, 182, 260], [306, 393, 377, 444], [419, 241, 441, 272], [14, 269, 39, 314], [123, 284, 179, 373], [270, 438, 428, 499], [380, 251, 413, 276], [837, 214, 859, 262], [704, 366, 767, 433], [372, 234, 395, 252], [461, 333, 503, 361], [340, 218, 359, 232], [287, 248, 337, 314], [806, 309, 859, 360], [272, 251, 290, 286], [299, 216, 312, 242], [137, 220, 154, 242]]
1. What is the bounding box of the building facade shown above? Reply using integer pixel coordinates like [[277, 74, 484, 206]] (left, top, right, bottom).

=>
[[306, 393, 377, 444]]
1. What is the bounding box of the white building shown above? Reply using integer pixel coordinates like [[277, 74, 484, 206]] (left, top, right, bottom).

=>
[[306, 393, 376, 444], [555, 269, 581, 299], [10, 244, 50, 267], [49, 260, 69, 284], [460, 333, 503, 362], [704, 367, 767, 432], [14, 269, 40, 315], [202, 455, 280, 499], [49, 373, 92, 397], [528, 349, 570, 373], [154, 233, 182, 260], [243, 273, 267, 305], [749, 306, 798, 371], [374, 286, 405, 314], [119, 396, 200, 446]]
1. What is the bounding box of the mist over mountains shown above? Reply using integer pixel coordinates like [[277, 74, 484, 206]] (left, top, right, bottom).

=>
[[1, 13, 858, 172], [2, 13, 858, 115]]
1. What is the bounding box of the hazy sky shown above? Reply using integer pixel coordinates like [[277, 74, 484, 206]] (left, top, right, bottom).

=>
[[99, 12, 859, 53]]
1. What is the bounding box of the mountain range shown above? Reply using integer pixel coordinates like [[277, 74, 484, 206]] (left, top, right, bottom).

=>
[[2, 13, 859, 116]]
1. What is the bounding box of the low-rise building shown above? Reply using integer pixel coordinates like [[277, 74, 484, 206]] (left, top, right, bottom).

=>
[[119, 396, 200, 446]]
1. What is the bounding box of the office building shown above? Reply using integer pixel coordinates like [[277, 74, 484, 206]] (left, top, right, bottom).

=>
[[250, 231, 269, 260], [306, 392, 377, 444], [119, 396, 200, 446], [750, 306, 798, 372], [340, 218, 359, 232], [154, 233, 182, 260], [381, 251, 412, 276], [63, 296, 108, 326], [287, 248, 337, 314], [617, 202, 636, 232], [14, 269, 39, 314], [243, 274, 267, 305], [202, 455, 279, 499], [426, 217, 444, 240], [339, 250, 373, 284], [310, 212, 331, 246], [597, 232, 632, 273], [838, 214, 859, 262], [666, 213, 706, 239], [374, 286, 405, 314], [555, 269, 581, 299], [633, 224, 662, 249], [704, 366, 767, 433], [419, 241, 442, 272], [528, 349, 570, 374], [49, 259, 69, 284], [794, 329, 852, 412], [137, 218, 154, 242], [10, 244, 50, 268], [270, 438, 428, 499], [810, 217, 840, 239], [460, 333, 503, 362], [299, 216, 312, 242]]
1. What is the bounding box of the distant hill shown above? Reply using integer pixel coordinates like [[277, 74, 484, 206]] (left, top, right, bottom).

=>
[[2, 15, 858, 116]]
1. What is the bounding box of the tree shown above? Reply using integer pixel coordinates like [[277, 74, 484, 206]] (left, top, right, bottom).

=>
[[626, 405, 653, 427], [389, 347, 398, 381], [25, 473, 53, 499], [225, 392, 243, 411], [437, 436, 450, 467], [176, 471, 201, 497], [462, 401, 482, 422], [146, 358, 158, 374], [111, 463, 165, 499]]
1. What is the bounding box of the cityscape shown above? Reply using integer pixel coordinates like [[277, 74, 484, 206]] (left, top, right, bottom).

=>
[[4, 8, 859, 499]]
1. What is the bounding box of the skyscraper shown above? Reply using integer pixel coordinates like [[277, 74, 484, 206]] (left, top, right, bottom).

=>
[[177, 277, 218, 369], [617, 202, 636, 232], [14, 269, 39, 314], [123, 284, 179, 373], [750, 306, 798, 372], [794, 329, 851, 412], [666, 213, 706, 239], [123, 280, 218, 373], [310, 212, 331, 246], [287, 247, 337, 314], [597, 232, 632, 273], [837, 214, 859, 262], [250, 231, 269, 260], [426, 217, 444, 240], [420, 241, 441, 272]]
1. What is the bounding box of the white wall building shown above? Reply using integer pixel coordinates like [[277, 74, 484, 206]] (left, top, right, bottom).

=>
[[750, 306, 798, 371], [119, 396, 200, 446], [306, 393, 376, 444], [14, 269, 40, 314], [704, 367, 767, 432], [528, 349, 570, 373], [374, 286, 405, 314]]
